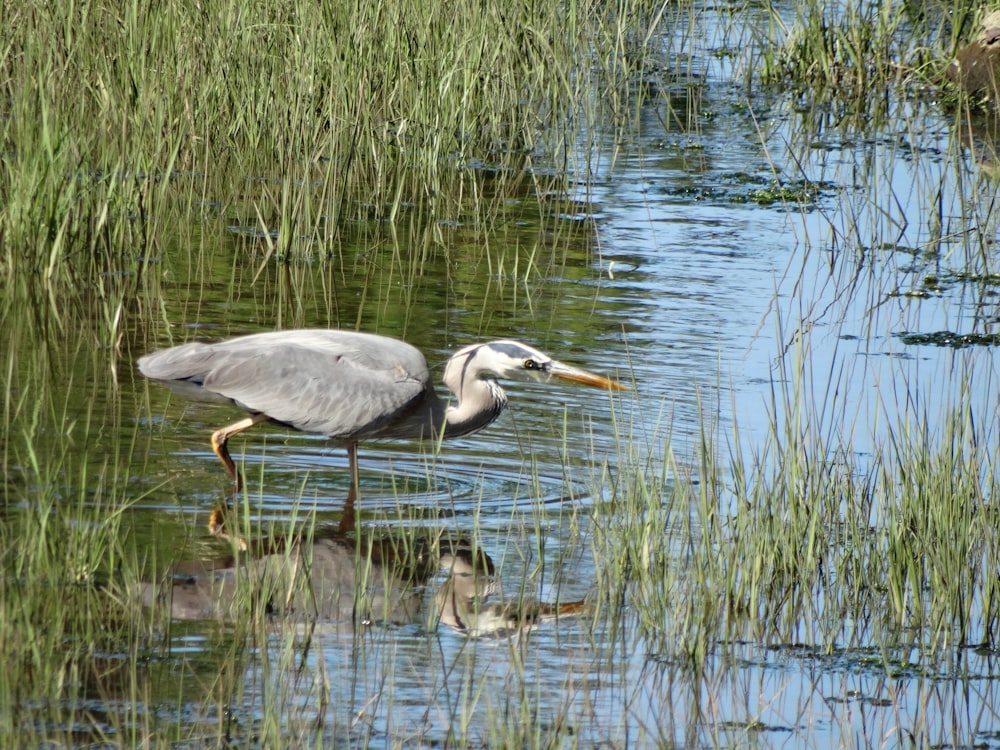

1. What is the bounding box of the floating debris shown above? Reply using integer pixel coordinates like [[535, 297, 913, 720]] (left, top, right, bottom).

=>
[[897, 330, 1000, 348]]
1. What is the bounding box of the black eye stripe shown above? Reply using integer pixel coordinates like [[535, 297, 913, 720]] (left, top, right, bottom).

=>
[[523, 358, 548, 372]]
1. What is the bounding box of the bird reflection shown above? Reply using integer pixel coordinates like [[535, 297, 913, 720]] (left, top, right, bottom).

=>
[[436, 550, 586, 638], [139, 525, 585, 637]]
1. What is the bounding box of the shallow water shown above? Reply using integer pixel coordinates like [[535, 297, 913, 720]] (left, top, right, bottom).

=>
[[5, 3, 1000, 748]]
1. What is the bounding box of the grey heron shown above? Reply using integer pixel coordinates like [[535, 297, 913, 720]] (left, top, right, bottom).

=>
[[138, 330, 625, 499]]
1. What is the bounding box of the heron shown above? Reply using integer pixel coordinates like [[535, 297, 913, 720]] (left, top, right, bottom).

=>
[[138, 330, 625, 504]]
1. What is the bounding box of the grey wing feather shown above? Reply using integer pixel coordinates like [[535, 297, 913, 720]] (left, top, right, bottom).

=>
[[138, 331, 432, 439]]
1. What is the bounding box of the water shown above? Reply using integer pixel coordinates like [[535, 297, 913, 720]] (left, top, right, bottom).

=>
[[5, 4, 1000, 748]]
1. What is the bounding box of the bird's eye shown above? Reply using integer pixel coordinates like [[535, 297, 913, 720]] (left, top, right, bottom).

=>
[[523, 359, 538, 370]]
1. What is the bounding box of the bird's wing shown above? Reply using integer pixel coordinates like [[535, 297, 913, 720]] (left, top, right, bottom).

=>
[[140, 332, 432, 439], [210, 344, 429, 438]]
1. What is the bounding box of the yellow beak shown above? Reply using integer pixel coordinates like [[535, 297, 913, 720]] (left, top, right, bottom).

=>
[[548, 362, 628, 391]]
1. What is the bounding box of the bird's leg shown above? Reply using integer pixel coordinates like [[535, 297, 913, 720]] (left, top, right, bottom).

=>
[[348, 442, 360, 502], [208, 413, 268, 549], [337, 443, 360, 534], [210, 413, 269, 493]]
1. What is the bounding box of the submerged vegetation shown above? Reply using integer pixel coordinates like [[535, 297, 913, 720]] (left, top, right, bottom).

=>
[[2, 0, 999, 746]]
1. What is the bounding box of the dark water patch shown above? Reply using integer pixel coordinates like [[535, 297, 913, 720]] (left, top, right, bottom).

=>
[[718, 718, 796, 734], [897, 330, 1000, 348], [659, 172, 833, 208]]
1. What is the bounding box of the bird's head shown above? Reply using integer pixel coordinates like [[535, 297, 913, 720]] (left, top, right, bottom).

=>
[[444, 340, 626, 393]]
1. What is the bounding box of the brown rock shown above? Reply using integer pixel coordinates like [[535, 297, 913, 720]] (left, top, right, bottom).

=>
[[947, 11, 1000, 98]]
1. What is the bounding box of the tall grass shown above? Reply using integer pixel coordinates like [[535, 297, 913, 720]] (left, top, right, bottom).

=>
[[592, 343, 999, 687], [0, 0, 673, 311], [746, 0, 967, 117]]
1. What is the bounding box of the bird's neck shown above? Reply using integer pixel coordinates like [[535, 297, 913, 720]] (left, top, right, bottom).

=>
[[442, 377, 508, 438]]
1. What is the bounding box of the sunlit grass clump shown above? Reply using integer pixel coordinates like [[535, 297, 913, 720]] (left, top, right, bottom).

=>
[[594, 344, 999, 678], [748, 0, 970, 110], [0, 0, 672, 298]]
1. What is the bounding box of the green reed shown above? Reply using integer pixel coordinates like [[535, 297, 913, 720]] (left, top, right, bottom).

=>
[[0, 0, 673, 312], [0, 323, 143, 744], [591, 341, 999, 694], [747, 0, 966, 113]]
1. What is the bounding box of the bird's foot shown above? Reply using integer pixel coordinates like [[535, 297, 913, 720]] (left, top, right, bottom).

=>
[[208, 504, 294, 557]]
